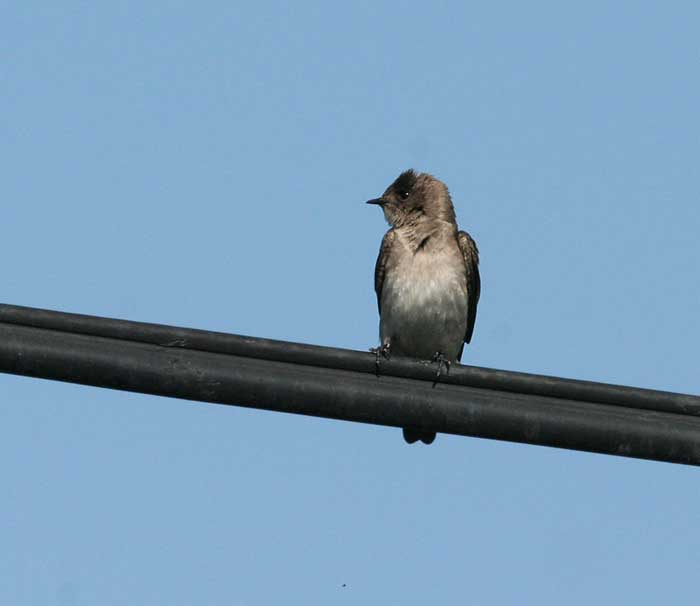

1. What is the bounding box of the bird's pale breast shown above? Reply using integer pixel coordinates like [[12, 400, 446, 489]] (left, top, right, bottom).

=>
[[380, 237, 468, 361]]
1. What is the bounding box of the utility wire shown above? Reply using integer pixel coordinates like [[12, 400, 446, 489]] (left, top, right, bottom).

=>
[[1, 303, 699, 466]]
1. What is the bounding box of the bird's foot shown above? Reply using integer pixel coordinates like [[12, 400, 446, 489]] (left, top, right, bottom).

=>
[[431, 352, 451, 384], [369, 342, 391, 376]]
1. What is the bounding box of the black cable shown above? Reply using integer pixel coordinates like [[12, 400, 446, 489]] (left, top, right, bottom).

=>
[[1, 303, 699, 466]]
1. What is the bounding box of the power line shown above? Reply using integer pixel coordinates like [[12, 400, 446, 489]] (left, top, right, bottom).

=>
[[1, 303, 699, 466]]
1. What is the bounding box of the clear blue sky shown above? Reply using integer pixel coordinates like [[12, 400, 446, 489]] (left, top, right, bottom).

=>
[[3, 2, 700, 604]]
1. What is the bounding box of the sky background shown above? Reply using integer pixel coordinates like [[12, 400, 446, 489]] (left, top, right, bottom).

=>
[[2, 2, 700, 604]]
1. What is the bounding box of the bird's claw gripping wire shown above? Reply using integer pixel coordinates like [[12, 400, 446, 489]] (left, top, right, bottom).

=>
[[431, 352, 451, 385], [369, 342, 391, 376]]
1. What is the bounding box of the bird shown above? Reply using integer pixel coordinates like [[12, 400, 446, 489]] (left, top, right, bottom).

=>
[[366, 169, 480, 445]]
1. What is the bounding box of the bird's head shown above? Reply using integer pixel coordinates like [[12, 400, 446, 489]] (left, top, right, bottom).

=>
[[366, 169, 456, 228]]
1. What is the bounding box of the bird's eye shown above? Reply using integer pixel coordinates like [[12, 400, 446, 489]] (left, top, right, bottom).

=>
[[398, 190, 409, 200]]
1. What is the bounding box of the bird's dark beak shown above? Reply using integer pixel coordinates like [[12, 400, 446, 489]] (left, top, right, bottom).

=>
[[366, 198, 384, 206]]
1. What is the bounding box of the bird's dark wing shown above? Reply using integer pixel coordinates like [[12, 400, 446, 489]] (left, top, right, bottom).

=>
[[374, 229, 396, 314], [457, 230, 480, 349]]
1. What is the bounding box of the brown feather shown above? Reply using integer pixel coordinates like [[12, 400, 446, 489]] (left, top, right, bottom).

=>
[[457, 230, 480, 347], [373, 229, 396, 314]]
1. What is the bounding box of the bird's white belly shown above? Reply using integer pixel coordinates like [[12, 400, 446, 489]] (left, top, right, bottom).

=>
[[380, 250, 468, 361]]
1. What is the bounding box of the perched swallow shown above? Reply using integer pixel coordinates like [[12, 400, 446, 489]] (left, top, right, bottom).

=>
[[367, 169, 480, 444]]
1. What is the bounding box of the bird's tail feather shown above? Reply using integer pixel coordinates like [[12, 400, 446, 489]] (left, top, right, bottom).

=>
[[402, 428, 436, 445]]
